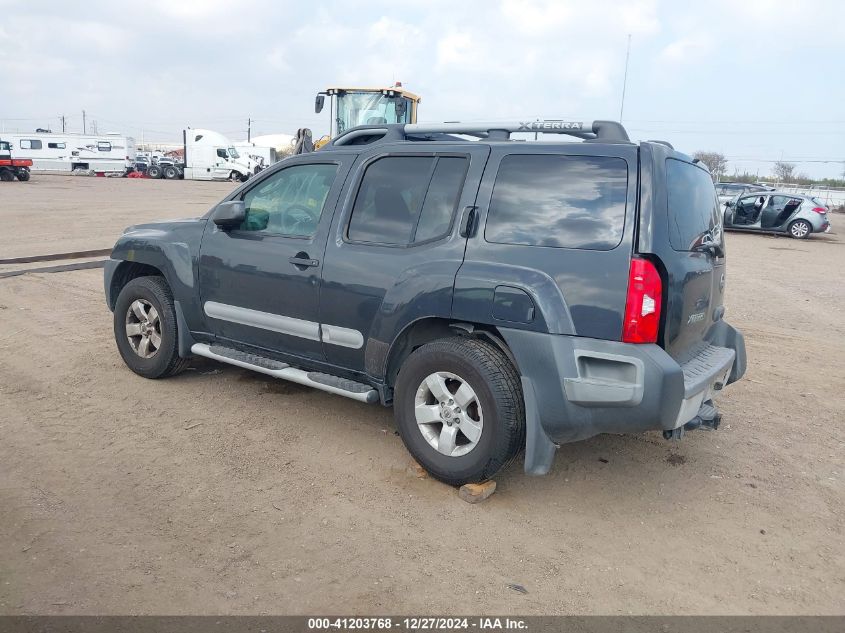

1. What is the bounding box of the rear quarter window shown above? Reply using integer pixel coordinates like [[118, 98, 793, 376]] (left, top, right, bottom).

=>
[[666, 158, 721, 251], [485, 154, 628, 250]]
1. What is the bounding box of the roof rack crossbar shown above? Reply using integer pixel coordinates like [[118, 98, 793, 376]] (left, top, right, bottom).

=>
[[327, 119, 630, 148], [404, 120, 629, 142]]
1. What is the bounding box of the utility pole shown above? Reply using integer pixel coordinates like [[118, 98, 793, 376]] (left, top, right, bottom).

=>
[[619, 34, 632, 122], [247, 117, 252, 142], [82, 110, 87, 134], [60, 115, 66, 133]]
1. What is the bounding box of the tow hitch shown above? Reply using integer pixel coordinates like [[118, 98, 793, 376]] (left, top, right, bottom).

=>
[[663, 400, 722, 440]]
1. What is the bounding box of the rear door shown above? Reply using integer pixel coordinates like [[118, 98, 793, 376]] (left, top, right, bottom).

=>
[[319, 144, 490, 376], [652, 155, 725, 360]]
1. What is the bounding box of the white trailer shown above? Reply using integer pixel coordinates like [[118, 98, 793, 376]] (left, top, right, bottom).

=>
[[6, 133, 135, 175], [183, 129, 259, 181]]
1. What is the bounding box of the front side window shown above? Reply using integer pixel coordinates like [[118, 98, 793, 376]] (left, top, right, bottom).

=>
[[216, 148, 228, 160], [667, 158, 722, 251], [239, 163, 338, 237], [20, 139, 43, 150], [347, 156, 468, 246], [485, 154, 628, 250]]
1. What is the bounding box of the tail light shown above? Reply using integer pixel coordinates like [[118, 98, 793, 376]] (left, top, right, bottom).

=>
[[622, 257, 662, 344], [811, 207, 827, 214]]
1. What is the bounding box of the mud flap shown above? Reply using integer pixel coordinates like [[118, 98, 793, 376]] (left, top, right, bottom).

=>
[[522, 376, 557, 475]]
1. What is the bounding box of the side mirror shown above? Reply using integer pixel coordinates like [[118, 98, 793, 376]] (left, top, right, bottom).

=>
[[725, 200, 734, 208], [212, 201, 246, 229], [315, 94, 325, 114]]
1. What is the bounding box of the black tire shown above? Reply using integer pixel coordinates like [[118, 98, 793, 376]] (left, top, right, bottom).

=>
[[163, 165, 178, 180], [788, 219, 812, 239], [147, 165, 162, 179], [394, 337, 525, 486], [0, 169, 14, 182], [113, 276, 188, 379]]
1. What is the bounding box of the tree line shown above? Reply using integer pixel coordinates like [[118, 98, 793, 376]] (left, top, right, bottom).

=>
[[691, 151, 845, 188]]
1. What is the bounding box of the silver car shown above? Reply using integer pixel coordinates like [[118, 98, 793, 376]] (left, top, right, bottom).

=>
[[716, 182, 772, 206], [724, 191, 831, 239]]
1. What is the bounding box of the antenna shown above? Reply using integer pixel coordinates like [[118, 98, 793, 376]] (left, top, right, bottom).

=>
[[619, 34, 632, 122]]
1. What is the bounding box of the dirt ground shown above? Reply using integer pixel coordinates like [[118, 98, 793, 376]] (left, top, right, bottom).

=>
[[0, 176, 843, 615]]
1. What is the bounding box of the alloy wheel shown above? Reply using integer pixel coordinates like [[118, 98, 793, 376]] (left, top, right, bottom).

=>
[[125, 299, 162, 358], [414, 371, 483, 457]]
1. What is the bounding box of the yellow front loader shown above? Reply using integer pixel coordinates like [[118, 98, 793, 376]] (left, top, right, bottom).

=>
[[311, 83, 421, 149]]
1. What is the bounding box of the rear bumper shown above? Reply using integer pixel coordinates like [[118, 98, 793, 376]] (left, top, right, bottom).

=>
[[500, 320, 746, 475]]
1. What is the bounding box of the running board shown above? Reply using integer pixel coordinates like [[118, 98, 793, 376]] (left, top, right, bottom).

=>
[[190, 343, 379, 404]]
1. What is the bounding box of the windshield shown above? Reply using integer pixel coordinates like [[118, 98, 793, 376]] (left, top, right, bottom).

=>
[[335, 92, 412, 134], [228, 147, 240, 159]]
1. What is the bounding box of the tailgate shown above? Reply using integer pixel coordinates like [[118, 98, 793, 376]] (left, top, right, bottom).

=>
[[639, 149, 728, 363]]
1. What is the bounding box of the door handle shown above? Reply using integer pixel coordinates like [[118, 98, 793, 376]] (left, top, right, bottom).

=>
[[289, 254, 319, 269], [459, 205, 479, 238]]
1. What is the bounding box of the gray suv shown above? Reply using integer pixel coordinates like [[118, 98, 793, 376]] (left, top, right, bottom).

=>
[[104, 120, 747, 485]]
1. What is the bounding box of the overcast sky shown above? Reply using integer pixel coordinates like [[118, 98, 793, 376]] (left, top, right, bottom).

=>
[[1, 0, 843, 178]]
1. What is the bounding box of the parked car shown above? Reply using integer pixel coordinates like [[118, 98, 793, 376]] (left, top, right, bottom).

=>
[[103, 119, 746, 485], [715, 182, 772, 206], [724, 191, 831, 238]]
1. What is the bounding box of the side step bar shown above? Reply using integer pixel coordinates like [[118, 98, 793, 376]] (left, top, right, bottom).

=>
[[190, 343, 379, 404]]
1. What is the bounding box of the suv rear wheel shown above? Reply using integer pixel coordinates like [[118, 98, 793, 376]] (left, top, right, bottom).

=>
[[113, 276, 188, 379], [394, 337, 525, 485]]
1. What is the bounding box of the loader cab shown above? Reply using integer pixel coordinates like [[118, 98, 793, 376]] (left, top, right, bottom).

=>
[[315, 85, 421, 139]]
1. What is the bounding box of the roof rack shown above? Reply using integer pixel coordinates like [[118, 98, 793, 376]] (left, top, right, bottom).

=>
[[330, 119, 630, 147]]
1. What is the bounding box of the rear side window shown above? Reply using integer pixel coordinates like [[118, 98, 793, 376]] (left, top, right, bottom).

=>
[[20, 139, 42, 150], [666, 159, 721, 251], [347, 156, 468, 245], [485, 155, 628, 250]]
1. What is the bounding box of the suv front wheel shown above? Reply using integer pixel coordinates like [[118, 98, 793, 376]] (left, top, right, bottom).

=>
[[394, 337, 525, 486], [113, 276, 188, 379]]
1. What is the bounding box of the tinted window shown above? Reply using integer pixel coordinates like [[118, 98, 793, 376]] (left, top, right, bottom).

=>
[[666, 158, 721, 251], [485, 154, 628, 250], [348, 156, 467, 245], [415, 157, 468, 242], [240, 163, 338, 237], [48, 142, 66, 149], [20, 139, 42, 150]]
